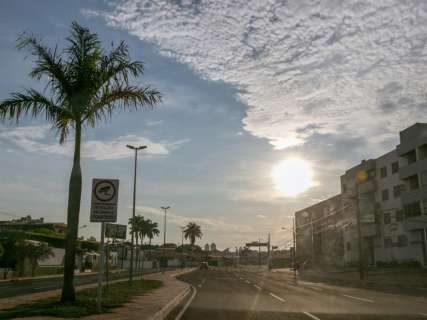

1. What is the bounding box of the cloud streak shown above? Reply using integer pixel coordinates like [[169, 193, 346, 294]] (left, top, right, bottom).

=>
[[87, 0, 427, 152], [0, 125, 187, 160]]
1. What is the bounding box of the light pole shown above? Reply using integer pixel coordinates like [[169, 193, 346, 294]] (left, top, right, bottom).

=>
[[161, 206, 170, 245], [180, 226, 185, 268], [282, 220, 297, 282], [127, 144, 147, 282]]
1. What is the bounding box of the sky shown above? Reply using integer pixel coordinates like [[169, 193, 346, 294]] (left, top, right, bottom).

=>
[[0, 0, 426, 250]]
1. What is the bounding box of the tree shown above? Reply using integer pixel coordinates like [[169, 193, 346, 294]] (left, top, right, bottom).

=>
[[0, 22, 161, 302], [146, 220, 160, 246], [183, 222, 203, 247], [15, 240, 53, 277]]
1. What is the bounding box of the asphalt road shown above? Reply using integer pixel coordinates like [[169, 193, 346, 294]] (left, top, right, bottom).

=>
[[177, 268, 427, 320], [0, 269, 156, 298]]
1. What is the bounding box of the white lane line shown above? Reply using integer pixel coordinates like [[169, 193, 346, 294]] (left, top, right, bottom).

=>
[[254, 284, 261, 290], [245, 280, 251, 284], [342, 294, 374, 303], [239, 277, 243, 280], [269, 292, 286, 302], [419, 313, 427, 317], [303, 311, 321, 320], [197, 284, 202, 288], [309, 286, 323, 291]]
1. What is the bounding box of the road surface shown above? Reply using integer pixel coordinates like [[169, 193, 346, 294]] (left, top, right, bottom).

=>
[[177, 268, 427, 320]]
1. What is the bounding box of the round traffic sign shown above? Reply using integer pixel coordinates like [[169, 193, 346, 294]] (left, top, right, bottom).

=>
[[94, 180, 116, 202]]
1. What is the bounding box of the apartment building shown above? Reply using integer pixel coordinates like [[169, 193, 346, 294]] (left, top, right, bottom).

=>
[[295, 123, 427, 267]]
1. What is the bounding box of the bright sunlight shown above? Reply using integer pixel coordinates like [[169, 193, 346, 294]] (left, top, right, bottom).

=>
[[272, 158, 316, 197]]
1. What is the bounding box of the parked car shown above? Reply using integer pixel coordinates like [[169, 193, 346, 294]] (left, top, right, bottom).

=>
[[199, 262, 209, 270]]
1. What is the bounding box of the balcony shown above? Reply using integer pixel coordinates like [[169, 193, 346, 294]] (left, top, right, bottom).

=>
[[399, 159, 427, 180], [358, 179, 376, 194], [403, 215, 427, 230], [401, 185, 427, 205]]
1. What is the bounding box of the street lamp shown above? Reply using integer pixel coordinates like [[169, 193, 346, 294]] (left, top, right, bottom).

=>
[[127, 144, 147, 282], [161, 206, 170, 245]]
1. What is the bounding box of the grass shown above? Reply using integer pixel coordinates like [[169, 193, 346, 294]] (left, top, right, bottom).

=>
[[0, 279, 162, 319]]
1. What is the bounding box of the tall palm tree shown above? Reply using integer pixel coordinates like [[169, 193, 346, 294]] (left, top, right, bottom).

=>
[[146, 220, 160, 246], [183, 222, 203, 247], [129, 215, 145, 269], [0, 22, 161, 302]]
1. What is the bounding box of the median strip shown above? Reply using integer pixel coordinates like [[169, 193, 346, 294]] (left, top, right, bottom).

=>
[[269, 292, 286, 302], [303, 311, 321, 320], [342, 294, 374, 303]]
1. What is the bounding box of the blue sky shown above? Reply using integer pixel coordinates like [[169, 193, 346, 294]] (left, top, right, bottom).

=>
[[1, 0, 427, 249]]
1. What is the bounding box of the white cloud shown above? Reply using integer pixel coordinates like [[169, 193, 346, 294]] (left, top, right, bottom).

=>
[[88, 0, 427, 152], [0, 125, 187, 160], [256, 214, 267, 219]]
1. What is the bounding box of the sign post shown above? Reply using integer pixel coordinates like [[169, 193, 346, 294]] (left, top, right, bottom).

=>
[[90, 178, 119, 313]]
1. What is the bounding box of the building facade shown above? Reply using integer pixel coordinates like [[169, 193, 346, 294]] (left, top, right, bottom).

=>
[[295, 123, 427, 268]]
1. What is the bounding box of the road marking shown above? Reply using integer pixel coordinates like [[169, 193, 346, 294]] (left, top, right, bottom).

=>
[[303, 311, 321, 320], [269, 292, 286, 302], [239, 277, 243, 280], [342, 294, 374, 303], [245, 280, 251, 284], [419, 313, 427, 317], [197, 284, 202, 288], [254, 284, 261, 290], [309, 286, 323, 291]]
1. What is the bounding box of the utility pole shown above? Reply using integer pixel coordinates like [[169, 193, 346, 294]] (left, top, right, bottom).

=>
[[355, 182, 365, 280], [161, 206, 170, 245], [267, 233, 271, 270], [258, 238, 261, 267], [127, 144, 147, 282], [293, 217, 297, 282]]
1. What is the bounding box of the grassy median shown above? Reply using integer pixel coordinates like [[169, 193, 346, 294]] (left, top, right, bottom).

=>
[[0, 279, 162, 319]]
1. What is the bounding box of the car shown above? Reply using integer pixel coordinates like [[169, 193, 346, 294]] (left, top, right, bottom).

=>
[[199, 262, 209, 270]]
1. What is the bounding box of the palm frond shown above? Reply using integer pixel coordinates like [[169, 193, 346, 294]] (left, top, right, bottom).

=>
[[0, 89, 65, 123], [17, 33, 70, 99], [84, 85, 162, 123]]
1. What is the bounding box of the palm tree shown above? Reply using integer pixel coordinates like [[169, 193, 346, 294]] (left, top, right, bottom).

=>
[[146, 220, 160, 246], [129, 215, 145, 269], [0, 22, 161, 302], [183, 222, 203, 247]]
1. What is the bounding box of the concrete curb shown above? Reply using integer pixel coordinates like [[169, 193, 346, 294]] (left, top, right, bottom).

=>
[[149, 284, 191, 320]]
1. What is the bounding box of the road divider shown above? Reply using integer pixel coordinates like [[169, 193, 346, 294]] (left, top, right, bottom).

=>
[[175, 285, 197, 320]]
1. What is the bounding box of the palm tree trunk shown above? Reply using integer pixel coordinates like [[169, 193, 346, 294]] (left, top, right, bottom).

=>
[[61, 121, 82, 303]]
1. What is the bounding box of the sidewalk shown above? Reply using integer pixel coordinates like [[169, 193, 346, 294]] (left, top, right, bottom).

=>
[[0, 268, 195, 319]]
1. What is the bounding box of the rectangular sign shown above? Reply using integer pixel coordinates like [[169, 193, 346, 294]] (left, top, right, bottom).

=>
[[105, 223, 127, 239], [90, 178, 119, 222]]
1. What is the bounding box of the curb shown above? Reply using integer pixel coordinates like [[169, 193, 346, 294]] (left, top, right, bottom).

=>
[[149, 284, 191, 320]]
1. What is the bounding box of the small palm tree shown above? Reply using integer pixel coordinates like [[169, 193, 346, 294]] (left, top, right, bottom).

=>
[[183, 222, 203, 247], [0, 22, 161, 302]]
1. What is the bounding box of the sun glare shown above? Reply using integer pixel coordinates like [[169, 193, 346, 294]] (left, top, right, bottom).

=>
[[272, 158, 315, 197]]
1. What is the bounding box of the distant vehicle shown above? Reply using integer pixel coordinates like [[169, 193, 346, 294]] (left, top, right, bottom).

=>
[[199, 262, 209, 270]]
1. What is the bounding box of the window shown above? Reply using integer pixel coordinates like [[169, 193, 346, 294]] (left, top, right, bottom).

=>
[[421, 171, 427, 187], [397, 235, 408, 247], [383, 212, 391, 225], [409, 175, 419, 190], [346, 241, 351, 251], [380, 166, 387, 178], [382, 189, 389, 201], [407, 150, 417, 164], [391, 161, 399, 174], [393, 185, 404, 198], [405, 202, 422, 217], [423, 199, 427, 214], [396, 210, 405, 221], [419, 144, 427, 160], [384, 237, 392, 248]]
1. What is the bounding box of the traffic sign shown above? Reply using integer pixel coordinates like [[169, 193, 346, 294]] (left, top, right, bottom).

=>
[[105, 223, 127, 239], [90, 179, 119, 222]]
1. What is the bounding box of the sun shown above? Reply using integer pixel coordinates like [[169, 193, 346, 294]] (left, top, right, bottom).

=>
[[272, 158, 316, 197]]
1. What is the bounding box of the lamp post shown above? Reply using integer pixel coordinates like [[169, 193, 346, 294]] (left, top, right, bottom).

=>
[[127, 144, 147, 282], [161, 206, 170, 245]]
